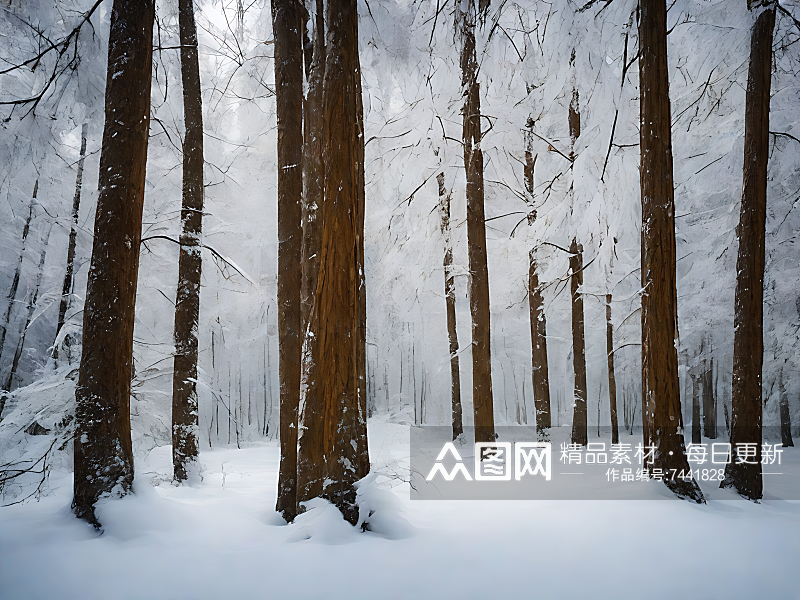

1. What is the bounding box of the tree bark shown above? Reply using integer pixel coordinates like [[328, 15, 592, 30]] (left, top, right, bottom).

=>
[[0, 181, 36, 366], [457, 0, 495, 444], [54, 126, 87, 363], [569, 239, 588, 446], [172, 0, 205, 484], [297, 0, 326, 509], [723, 2, 775, 500], [438, 173, 463, 440], [73, 0, 154, 526], [529, 252, 551, 432], [355, 42, 369, 479], [606, 294, 619, 445], [315, 0, 366, 524], [272, 0, 305, 522], [638, 0, 703, 502]]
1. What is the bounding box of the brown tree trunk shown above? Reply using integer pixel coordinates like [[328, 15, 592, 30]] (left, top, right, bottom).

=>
[[638, 0, 703, 502], [569, 239, 588, 446], [315, 0, 366, 524], [172, 0, 205, 484], [73, 0, 154, 526], [272, 0, 305, 522], [438, 173, 463, 440], [606, 294, 619, 445], [528, 252, 551, 432], [0, 181, 36, 365], [297, 0, 326, 509], [355, 46, 369, 479], [457, 0, 494, 444], [54, 125, 88, 363], [6, 222, 52, 391], [723, 2, 775, 500]]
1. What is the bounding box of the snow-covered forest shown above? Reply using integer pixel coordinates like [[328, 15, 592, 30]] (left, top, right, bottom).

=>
[[1, 0, 799, 597]]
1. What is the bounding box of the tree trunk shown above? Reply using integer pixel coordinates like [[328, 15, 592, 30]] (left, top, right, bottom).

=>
[[569, 239, 588, 446], [691, 372, 701, 444], [606, 294, 619, 445], [272, 0, 304, 522], [297, 0, 326, 510], [702, 349, 717, 439], [54, 125, 88, 363], [172, 0, 205, 484], [0, 181, 36, 365], [458, 0, 494, 444], [529, 252, 551, 432], [314, 0, 366, 524], [5, 222, 52, 391], [723, 2, 774, 501], [73, 0, 154, 526], [638, 0, 703, 502], [438, 173, 463, 440], [355, 45, 369, 479], [778, 370, 793, 447]]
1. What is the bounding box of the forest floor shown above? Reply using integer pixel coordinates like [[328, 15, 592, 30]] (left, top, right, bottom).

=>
[[2, 418, 800, 599]]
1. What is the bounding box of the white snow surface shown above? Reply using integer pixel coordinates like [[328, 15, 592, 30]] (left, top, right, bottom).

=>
[[2, 417, 800, 600]]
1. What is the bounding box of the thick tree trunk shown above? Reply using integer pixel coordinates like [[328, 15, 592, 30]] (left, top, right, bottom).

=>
[[569, 239, 588, 446], [315, 0, 367, 524], [458, 0, 494, 444], [0, 181, 36, 365], [723, 3, 775, 500], [5, 222, 52, 391], [528, 252, 551, 432], [297, 0, 326, 509], [54, 126, 87, 363], [172, 0, 205, 484], [72, 0, 154, 526], [606, 294, 619, 445], [638, 0, 703, 502], [272, 0, 305, 522], [438, 173, 463, 440]]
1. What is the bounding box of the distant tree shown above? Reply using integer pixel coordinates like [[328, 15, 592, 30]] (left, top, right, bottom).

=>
[[638, 0, 703, 502], [569, 238, 588, 446], [457, 0, 495, 443], [0, 181, 36, 371], [54, 124, 88, 363], [778, 369, 793, 447], [72, 0, 155, 525], [172, 0, 205, 484], [272, 0, 305, 522], [605, 292, 619, 445], [723, 0, 776, 501], [5, 220, 52, 391], [528, 252, 551, 432], [437, 172, 463, 440]]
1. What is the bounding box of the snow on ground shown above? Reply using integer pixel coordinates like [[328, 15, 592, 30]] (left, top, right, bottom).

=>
[[2, 418, 799, 600]]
